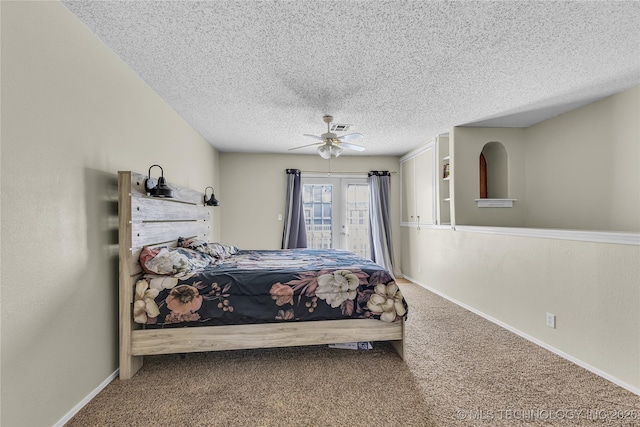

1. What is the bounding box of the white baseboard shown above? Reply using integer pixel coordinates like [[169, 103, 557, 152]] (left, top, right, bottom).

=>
[[54, 369, 119, 427], [403, 275, 640, 396]]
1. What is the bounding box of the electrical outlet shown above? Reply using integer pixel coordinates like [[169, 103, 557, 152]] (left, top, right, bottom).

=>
[[546, 312, 556, 329], [418, 265, 422, 273]]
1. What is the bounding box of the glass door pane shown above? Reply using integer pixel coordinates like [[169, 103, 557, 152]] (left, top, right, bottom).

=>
[[303, 182, 335, 249], [344, 183, 370, 258]]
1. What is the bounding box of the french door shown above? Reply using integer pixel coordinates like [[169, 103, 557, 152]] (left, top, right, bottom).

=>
[[302, 176, 370, 258]]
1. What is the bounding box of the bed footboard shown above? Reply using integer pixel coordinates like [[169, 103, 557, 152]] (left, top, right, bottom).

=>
[[119, 319, 404, 380]]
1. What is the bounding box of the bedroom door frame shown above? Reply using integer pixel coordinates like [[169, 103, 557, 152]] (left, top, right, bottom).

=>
[[301, 174, 370, 257]]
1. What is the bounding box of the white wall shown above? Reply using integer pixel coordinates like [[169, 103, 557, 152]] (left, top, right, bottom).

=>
[[219, 153, 401, 271], [1, 2, 220, 426]]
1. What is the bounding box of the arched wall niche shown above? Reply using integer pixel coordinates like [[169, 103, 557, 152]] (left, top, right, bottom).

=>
[[480, 141, 508, 198]]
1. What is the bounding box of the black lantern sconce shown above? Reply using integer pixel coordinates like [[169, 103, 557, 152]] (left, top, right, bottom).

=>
[[204, 186, 220, 206], [145, 165, 174, 198]]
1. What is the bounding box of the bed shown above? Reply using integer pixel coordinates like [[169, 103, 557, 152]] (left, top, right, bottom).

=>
[[118, 171, 407, 379]]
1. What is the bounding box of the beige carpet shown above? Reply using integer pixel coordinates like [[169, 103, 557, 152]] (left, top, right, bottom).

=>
[[68, 281, 639, 426]]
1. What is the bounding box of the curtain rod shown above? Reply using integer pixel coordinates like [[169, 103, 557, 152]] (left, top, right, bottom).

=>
[[300, 170, 397, 175]]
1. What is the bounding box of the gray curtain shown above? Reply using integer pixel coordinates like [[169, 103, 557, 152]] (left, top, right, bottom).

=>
[[368, 171, 395, 277], [281, 169, 308, 249]]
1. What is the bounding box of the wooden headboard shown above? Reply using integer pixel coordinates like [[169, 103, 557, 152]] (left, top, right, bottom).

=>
[[117, 171, 211, 377]]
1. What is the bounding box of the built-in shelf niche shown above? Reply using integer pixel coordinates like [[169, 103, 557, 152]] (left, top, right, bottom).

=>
[[437, 135, 451, 225]]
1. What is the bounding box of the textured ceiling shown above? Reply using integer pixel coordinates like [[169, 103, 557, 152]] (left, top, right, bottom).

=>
[[62, 1, 640, 156]]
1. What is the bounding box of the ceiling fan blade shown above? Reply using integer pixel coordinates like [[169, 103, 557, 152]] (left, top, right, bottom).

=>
[[302, 134, 324, 141], [288, 142, 323, 151], [337, 133, 363, 141], [340, 142, 366, 151]]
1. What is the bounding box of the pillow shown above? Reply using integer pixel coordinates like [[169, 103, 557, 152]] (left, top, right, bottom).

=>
[[139, 246, 213, 276], [209, 242, 239, 259], [177, 237, 218, 258], [178, 237, 239, 259]]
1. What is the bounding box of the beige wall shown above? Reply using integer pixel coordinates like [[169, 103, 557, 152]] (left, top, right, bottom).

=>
[[451, 127, 527, 227], [451, 87, 640, 231], [219, 153, 401, 272], [401, 87, 640, 392], [524, 86, 640, 232], [401, 228, 640, 391], [1, 2, 220, 426]]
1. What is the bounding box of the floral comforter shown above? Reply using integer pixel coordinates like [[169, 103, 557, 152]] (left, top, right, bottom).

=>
[[134, 248, 408, 327]]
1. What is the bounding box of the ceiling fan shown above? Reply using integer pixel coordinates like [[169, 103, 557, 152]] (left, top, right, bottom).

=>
[[289, 115, 365, 159]]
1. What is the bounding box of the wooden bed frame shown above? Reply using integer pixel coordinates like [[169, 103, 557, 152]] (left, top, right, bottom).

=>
[[118, 171, 405, 379]]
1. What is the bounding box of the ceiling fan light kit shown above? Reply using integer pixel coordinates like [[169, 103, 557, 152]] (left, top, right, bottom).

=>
[[318, 144, 343, 159], [290, 115, 366, 159]]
